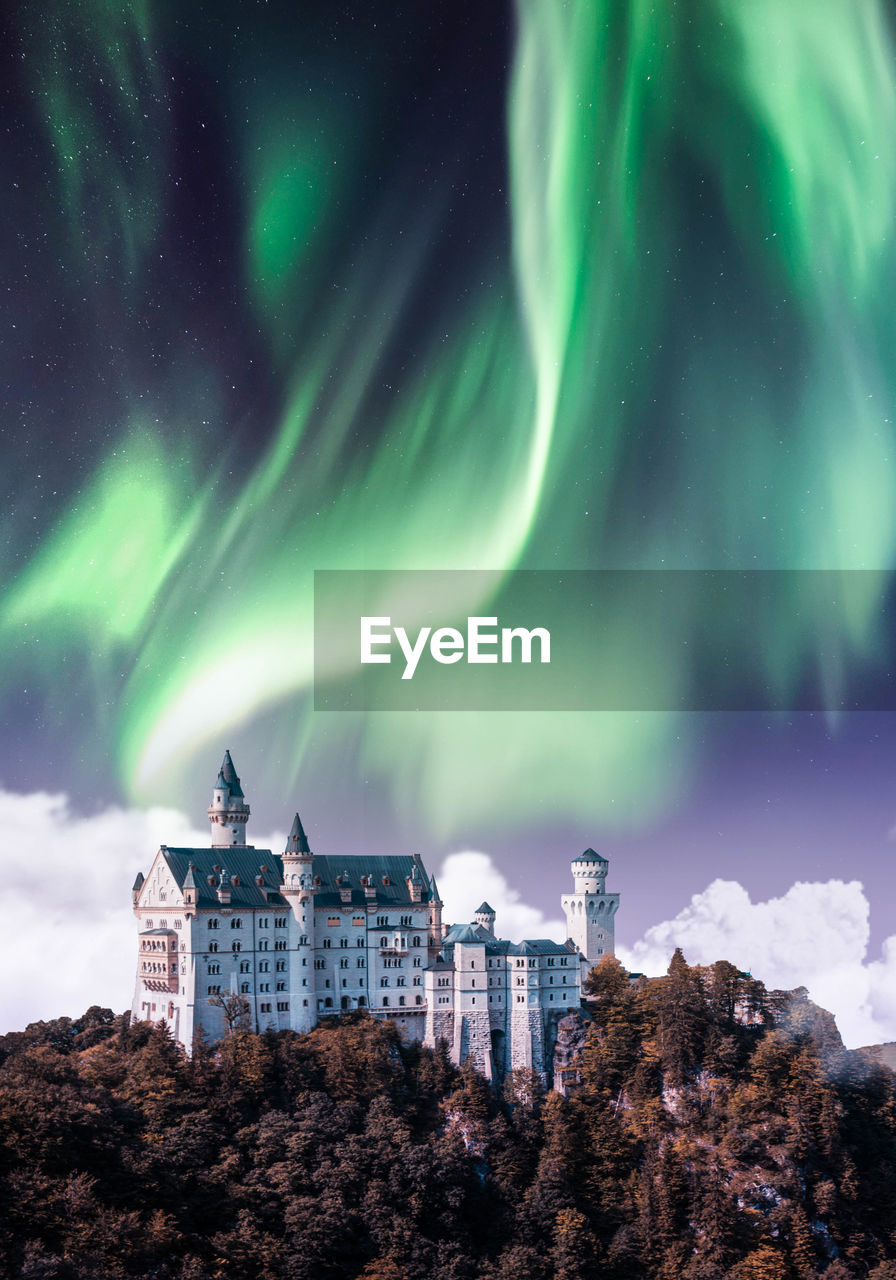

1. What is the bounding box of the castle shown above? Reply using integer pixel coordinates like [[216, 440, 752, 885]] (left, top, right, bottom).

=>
[[131, 753, 619, 1080]]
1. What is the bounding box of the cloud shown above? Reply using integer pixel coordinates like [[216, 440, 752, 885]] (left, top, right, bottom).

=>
[[437, 849, 567, 943], [0, 789, 284, 1034], [618, 877, 896, 1050]]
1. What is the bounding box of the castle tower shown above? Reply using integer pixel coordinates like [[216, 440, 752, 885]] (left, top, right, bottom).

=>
[[207, 750, 251, 846], [561, 849, 619, 970], [474, 902, 496, 936], [280, 811, 316, 1033]]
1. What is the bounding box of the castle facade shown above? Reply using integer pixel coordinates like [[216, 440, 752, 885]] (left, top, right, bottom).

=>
[[131, 753, 619, 1080]]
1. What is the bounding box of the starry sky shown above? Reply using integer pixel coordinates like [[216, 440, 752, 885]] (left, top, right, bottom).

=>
[[4, 0, 896, 974]]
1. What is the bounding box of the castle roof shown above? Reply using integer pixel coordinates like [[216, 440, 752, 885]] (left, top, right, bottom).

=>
[[217, 749, 244, 797], [285, 812, 311, 855], [574, 848, 607, 864], [475, 902, 495, 915], [443, 922, 493, 945], [152, 849, 437, 910], [311, 854, 435, 907]]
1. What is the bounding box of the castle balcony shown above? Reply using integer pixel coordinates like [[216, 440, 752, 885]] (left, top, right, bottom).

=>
[[378, 933, 409, 955]]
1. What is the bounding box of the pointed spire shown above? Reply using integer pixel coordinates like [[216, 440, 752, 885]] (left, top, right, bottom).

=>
[[218, 749, 244, 797], [429, 875, 441, 903], [183, 866, 196, 890], [132, 872, 145, 892], [285, 812, 311, 855]]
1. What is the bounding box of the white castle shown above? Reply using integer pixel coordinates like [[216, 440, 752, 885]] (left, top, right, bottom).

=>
[[131, 753, 619, 1081]]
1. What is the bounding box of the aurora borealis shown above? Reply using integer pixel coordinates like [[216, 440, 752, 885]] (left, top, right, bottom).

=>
[[5, 0, 896, 964]]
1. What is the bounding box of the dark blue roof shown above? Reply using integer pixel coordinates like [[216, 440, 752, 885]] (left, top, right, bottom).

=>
[[151, 849, 436, 911], [475, 902, 495, 915], [285, 812, 311, 854], [218, 750, 244, 798], [575, 848, 608, 864]]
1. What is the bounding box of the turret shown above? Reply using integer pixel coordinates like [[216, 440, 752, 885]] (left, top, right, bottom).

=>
[[281, 811, 313, 892], [561, 848, 619, 969], [207, 750, 251, 846], [474, 901, 496, 936], [280, 812, 316, 1035]]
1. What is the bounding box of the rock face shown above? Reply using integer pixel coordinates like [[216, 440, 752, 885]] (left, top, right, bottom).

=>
[[860, 1041, 896, 1072], [552, 1010, 590, 1095]]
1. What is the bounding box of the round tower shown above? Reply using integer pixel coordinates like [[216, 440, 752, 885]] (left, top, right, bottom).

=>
[[474, 902, 496, 936], [207, 750, 251, 846], [561, 848, 619, 969], [280, 811, 316, 1034]]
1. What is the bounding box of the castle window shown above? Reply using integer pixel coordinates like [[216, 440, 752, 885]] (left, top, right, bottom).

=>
[[208, 985, 221, 995], [259, 940, 269, 951], [259, 961, 270, 972], [260, 1002, 271, 1013], [146, 920, 153, 929], [471, 998, 475, 1005], [400, 915, 411, 926], [208, 918, 219, 930], [471, 979, 475, 987], [208, 963, 220, 975], [230, 918, 242, 929], [358, 996, 366, 1007], [324, 998, 333, 1008], [299, 935, 308, 946], [415, 995, 423, 1005], [276, 960, 286, 971], [327, 916, 340, 927], [275, 917, 287, 928], [352, 917, 365, 926], [260, 983, 270, 992], [380, 937, 387, 946], [240, 961, 250, 973], [357, 958, 365, 968], [382, 997, 389, 1007], [357, 938, 364, 947], [340, 959, 349, 969], [303, 999, 309, 1007], [315, 959, 325, 969], [399, 996, 406, 1006], [413, 977, 421, 986], [380, 978, 389, 987], [259, 917, 269, 928], [412, 935, 420, 947], [174, 920, 182, 930], [241, 982, 250, 994], [323, 939, 331, 949], [275, 941, 287, 951], [232, 942, 241, 952], [277, 981, 286, 991], [277, 1002, 289, 1012], [339, 938, 348, 948]]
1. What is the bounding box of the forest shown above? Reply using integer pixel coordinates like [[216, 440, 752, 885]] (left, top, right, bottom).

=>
[[2, 952, 896, 1280]]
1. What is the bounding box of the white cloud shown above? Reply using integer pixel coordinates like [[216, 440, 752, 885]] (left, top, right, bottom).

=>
[[0, 789, 284, 1034], [618, 877, 896, 1050], [437, 849, 567, 943]]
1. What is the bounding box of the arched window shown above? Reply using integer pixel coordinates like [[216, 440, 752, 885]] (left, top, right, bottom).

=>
[[241, 982, 250, 994]]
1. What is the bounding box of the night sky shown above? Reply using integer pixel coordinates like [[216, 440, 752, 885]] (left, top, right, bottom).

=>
[[4, 0, 896, 1031]]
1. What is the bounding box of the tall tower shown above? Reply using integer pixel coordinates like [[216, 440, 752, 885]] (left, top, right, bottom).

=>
[[280, 812, 316, 1033], [561, 849, 619, 969], [207, 750, 251, 846]]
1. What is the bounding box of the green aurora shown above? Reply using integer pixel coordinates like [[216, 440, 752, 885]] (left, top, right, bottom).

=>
[[4, 0, 896, 841]]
